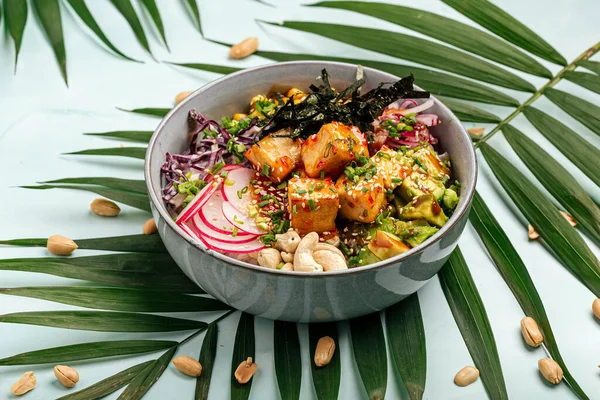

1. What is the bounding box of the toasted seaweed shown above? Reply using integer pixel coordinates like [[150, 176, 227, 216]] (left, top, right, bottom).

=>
[[258, 68, 429, 139]]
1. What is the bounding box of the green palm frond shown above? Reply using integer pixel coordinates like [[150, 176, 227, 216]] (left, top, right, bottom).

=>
[[2, 0, 600, 399]]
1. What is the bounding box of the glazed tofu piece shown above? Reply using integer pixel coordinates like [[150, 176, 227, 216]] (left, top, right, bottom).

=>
[[335, 173, 387, 223], [245, 133, 302, 183], [411, 145, 450, 181], [371, 145, 411, 190], [288, 176, 339, 234], [301, 122, 368, 178]]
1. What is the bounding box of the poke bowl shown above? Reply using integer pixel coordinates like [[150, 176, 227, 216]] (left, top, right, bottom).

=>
[[145, 61, 477, 322]]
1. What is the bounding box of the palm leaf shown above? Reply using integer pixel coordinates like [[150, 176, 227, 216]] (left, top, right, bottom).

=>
[[0, 253, 201, 293], [470, 191, 589, 400], [309, 322, 340, 400], [66, 147, 147, 160], [84, 130, 154, 143], [138, 0, 169, 50], [349, 312, 387, 400], [0, 286, 227, 312], [274, 321, 302, 400], [441, 0, 567, 65], [502, 124, 600, 246], [579, 60, 600, 75], [118, 346, 177, 399], [0, 310, 207, 332], [65, 0, 139, 62], [480, 143, 600, 297], [183, 0, 201, 34], [43, 177, 147, 193], [21, 184, 150, 211], [385, 294, 426, 400], [523, 106, 600, 187], [167, 62, 242, 75], [58, 361, 154, 400], [563, 71, 600, 95], [312, 1, 551, 78], [118, 107, 170, 117], [545, 88, 600, 135], [0, 233, 166, 253], [4, 0, 28, 70], [32, 0, 67, 85], [439, 248, 508, 400], [252, 50, 519, 106], [110, 0, 152, 56], [231, 312, 255, 400], [436, 96, 501, 123], [0, 340, 177, 366], [196, 323, 218, 400], [263, 20, 535, 92]]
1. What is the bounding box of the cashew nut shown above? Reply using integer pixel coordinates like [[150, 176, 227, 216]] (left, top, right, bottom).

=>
[[257, 248, 282, 269], [280, 262, 294, 271], [281, 251, 294, 263], [325, 235, 340, 247], [293, 232, 324, 272], [274, 231, 301, 253], [313, 249, 348, 271], [314, 243, 345, 260]]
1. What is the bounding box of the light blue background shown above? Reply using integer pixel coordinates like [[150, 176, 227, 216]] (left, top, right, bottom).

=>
[[1, 0, 599, 399]]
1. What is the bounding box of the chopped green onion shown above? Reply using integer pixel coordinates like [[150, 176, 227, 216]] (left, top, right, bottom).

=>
[[320, 170, 325, 179], [392, 178, 403, 184], [208, 162, 225, 175], [315, 183, 325, 190], [361, 187, 368, 192], [296, 189, 307, 195], [377, 151, 391, 160], [329, 187, 337, 194], [224, 179, 235, 186], [261, 164, 271, 177], [233, 215, 244, 225], [277, 182, 287, 190], [293, 204, 297, 214], [308, 199, 315, 211], [258, 200, 270, 208], [232, 227, 239, 237]]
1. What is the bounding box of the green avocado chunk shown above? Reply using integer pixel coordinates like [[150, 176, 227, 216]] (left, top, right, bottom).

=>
[[399, 194, 449, 227], [443, 188, 459, 210]]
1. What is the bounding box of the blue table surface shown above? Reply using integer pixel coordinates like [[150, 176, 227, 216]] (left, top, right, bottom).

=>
[[1, 0, 599, 399]]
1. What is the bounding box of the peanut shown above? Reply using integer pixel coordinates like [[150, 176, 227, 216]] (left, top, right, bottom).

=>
[[314, 336, 336, 367], [229, 38, 259, 59], [143, 218, 157, 235], [538, 358, 563, 384], [175, 91, 192, 104], [54, 365, 79, 388], [592, 298, 600, 319], [172, 355, 202, 377], [90, 198, 120, 217], [11, 371, 36, 396], [234, 357, 258, 384], [454, 366, 479, 387], [47, 235, 78, 255], [520, 317, 543, 347]]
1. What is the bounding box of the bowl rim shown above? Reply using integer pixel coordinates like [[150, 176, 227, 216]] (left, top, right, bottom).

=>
[[145, 60, 478, 278]]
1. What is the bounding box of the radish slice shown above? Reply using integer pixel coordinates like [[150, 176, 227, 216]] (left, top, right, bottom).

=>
[[388, 99, 417, 110], [198, 191, 250, 235], [198, 232, 265, 254], [222, 167, 256, 211], [416, 114, 440, 126], [175, 178, 220, 223], [398, 99, 434, 115], [222, 201, 267, 235], [191, 214, 256, 243]]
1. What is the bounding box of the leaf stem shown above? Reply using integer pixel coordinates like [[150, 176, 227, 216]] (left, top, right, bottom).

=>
[[474, 40, 600, 148], [178, 309, 235, 347]]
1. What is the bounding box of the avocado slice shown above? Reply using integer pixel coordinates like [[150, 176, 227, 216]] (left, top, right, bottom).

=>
[[443, 188, 459, 210], [403, 223, 439, 247], [367, 230, 411, 260], [399, 195, 449, 227], [398, 172, 446, 203]]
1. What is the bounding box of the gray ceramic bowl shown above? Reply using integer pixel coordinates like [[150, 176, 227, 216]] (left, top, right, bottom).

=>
[[145, 61, 477, 322]]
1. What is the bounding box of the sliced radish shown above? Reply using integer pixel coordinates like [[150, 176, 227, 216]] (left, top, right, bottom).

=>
[[221, 167, 256, 211], [416, 114, 440, 126], [222, 201, 267, 235], [175, 178, 221, 223], [191, 214, 256, 243], [198, 190, 253, 235], [198, 232, 265, 254]]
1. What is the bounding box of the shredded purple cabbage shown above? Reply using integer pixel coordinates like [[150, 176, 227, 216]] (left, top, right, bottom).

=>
[[160, 110, 259, 202]]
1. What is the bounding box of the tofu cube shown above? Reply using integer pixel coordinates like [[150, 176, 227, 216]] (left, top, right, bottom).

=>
[[411, 145, 451, 181], [245, 134, 302, 183], [301, 122, 368, 178], [372, 145, 411, 190], [288, 176, 339, 234], [335, 173, 387, 223]]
